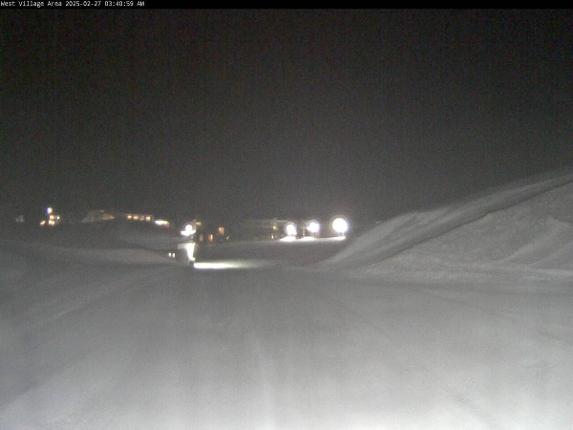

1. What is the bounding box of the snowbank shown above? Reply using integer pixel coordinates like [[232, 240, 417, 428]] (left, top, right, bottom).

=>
[[324, 168, 573, 280]]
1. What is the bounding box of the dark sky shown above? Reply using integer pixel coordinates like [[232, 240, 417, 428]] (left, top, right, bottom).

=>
[[2, 10, 573, 221]]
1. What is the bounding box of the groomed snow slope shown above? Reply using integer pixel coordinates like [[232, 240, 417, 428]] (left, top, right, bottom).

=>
[[326, 168, 573, 281]]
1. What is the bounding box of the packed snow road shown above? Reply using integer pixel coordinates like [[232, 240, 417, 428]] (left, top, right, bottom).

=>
[[2, 254, 573, 430]]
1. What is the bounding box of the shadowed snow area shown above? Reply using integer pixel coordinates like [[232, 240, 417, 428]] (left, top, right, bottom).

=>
[[2, 170, 573, 429]]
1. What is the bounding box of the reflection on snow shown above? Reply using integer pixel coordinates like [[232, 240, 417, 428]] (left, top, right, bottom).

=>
[[279, 236, 297, 242], [194, 260, 272, 270], [183, 242, 196, 262], [279, 236, 346, 243]]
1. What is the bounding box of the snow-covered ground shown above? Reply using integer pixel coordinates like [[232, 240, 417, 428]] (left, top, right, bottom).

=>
[[2, 169, 573, 429]]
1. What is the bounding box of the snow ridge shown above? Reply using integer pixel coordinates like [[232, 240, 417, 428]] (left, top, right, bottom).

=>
[[325, 168, 573, 277]]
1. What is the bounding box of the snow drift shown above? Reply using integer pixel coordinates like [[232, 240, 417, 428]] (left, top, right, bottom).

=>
[[325, 168, 573, 281]]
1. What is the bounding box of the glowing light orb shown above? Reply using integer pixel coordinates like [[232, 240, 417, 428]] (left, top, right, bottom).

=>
[[331, 217, 349, 235], [284, 222, 297, 237], [306, 220, 320, 234]]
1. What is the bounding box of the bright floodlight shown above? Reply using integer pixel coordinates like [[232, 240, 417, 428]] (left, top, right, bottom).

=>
[[180, 223, 196, 237], [306, 220, 320, 235], [284, 222, 297, 237], [331, 217, 349, 235]]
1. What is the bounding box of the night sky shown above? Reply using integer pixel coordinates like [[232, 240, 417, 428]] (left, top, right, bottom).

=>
[[2, 10, 573, 221]]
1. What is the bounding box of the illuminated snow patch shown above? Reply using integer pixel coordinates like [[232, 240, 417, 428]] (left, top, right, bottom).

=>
[[193, 260, 273, 270]]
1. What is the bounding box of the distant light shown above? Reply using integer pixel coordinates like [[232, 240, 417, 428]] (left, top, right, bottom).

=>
[[40, 220, 46, 226], [284, 222, 297, 237], [154, 219, 170, 227], [180, 223, 196, 237], [306, 220, 320, 234], [331, 217, 349, 235], [46, 207, 53, 215]]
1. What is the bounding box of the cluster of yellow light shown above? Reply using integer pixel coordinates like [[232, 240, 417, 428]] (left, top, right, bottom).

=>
[[125, 213, 154, 222], [40, 208, 62, 227], [40, 218, 59, 227]]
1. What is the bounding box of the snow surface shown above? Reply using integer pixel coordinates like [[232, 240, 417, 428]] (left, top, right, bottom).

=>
[[2, 169, 573, 429]]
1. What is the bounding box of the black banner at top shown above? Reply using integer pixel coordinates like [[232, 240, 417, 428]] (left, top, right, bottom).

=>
[[1, 0, 307, 9]]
